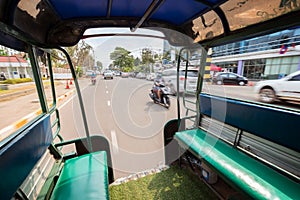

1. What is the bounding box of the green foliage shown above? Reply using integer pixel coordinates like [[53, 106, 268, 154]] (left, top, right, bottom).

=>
[[141, 48, 154, 65], [109, 166, 218, 200], [1, 78, 33, 84], [134, 57, 141, 66], [162, 51, 171, 61], [110, 47, 134, 72], [65, 41, 94, 69], [0, 49, 8, 56], [96, 61, 103, 68], [76, 66, 83, 77]]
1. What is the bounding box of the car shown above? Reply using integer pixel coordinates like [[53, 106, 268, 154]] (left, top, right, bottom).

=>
[[136, 72, 146, 79], [85, 70, 95, 77], [114, 71, 121, 76], [103, 70, 114, 79], [161, 68, 198, 95], [212, 72, 248, 86], [146, 73, 156, 81], [254, 70, 300, 103], [121, 72, 129, 78]]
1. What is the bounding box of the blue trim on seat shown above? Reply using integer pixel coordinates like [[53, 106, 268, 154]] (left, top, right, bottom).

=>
[[199, 93, 300, 152], [0, 115, 53, 200]]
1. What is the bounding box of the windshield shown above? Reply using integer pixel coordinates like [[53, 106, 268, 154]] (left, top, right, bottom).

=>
[[63, 27, 200, 177]]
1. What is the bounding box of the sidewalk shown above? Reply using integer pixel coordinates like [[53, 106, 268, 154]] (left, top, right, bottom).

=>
[[0, 80, 75, 102], [0, 80, 76, 141]]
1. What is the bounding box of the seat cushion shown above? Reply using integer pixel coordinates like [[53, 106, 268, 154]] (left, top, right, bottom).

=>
[[175, 129, 300, 200], [51, 151, 109, 200]]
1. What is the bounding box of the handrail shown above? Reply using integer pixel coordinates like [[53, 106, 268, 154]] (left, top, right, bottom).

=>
[[58, 47, 93, 153], [130, 0, 164, 32]]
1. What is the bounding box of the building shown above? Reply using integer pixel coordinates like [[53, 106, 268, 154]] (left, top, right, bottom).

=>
[[211, 28, 300, 80], [0, 56, 31, 79]]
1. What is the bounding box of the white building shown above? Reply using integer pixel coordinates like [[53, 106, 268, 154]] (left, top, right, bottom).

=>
[[0, 56, 31, 79]]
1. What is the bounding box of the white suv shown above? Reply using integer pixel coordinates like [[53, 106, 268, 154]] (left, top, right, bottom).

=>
[[161, 68, 198, 95], [254, 70, 300, 103]]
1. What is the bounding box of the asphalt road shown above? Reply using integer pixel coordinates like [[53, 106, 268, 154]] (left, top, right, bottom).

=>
[[1, 77, 299, 179], [59, 77, 178, 179], [57, 77, 271, 179]]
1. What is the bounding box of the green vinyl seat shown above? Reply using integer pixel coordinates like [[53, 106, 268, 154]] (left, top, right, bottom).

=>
[[50, 151, 109, 200], [175, 129, 300, 200]]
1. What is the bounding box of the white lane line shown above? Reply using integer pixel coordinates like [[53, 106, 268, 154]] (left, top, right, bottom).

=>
[[111, 130, 119, 154], [107, 100, 111, 106], [106, 90, 108, 94], [58, 93, 74, 110]]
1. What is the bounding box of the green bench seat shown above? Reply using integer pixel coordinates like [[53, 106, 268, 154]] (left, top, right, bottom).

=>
[[50, 151, 109, 200], [175, 129, 300, 200]]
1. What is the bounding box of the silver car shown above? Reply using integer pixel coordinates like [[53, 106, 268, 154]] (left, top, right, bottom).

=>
[[161, 68, 198, 95]]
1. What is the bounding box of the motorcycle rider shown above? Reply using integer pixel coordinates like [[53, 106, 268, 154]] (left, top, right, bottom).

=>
[[91, 71, 96, 84], [153, 78, 163, 102]]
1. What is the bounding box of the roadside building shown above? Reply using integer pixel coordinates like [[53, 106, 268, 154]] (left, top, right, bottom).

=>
[[211, 28, 300, 80], [0, 55, 31, 79]]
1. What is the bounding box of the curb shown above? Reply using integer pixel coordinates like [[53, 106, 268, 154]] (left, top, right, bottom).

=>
[[110, 165, 169, 186]]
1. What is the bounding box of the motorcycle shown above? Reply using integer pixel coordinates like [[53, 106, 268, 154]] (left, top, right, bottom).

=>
[[91, 76, 96, 85], [149, 82, 171, 109]]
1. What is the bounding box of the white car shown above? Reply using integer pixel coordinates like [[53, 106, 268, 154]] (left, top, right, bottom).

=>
[[103, 70, 114, 79], [146, 73, 156, 81], [254, 70, 300, 103], [161, 68, 198, 95], [85, 70, 94, 77]]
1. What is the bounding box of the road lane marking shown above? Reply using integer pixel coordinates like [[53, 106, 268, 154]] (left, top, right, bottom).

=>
[[58, 94, 74, 110], [106, 90, 108, 94], [111, 130, 119, 154], [107, 100, 111, 106]]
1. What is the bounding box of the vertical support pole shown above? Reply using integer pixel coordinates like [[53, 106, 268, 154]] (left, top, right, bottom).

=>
[[237, 60, 243, 76], [27, 46, 48, 114], [47, 52, 57, 111], [203, 55, 211, 81], [58, 47, 93, 153], [195, 47, 208, 127]]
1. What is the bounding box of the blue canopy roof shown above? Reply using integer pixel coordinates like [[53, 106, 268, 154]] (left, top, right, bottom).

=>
[[0, 0, 299, 49]]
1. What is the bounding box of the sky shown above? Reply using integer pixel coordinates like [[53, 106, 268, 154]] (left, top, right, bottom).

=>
[[83, 28, 165, 69]]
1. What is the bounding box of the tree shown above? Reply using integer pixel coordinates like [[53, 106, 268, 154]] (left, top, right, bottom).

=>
[[0, 49, 8, 56], [162, 51, 171, 61], [96, 61, 103, 68], [110, 47, 134, 72], [134, 57, 141, 66], [141, 48, 155, 73], [65, 40, 94, 69]]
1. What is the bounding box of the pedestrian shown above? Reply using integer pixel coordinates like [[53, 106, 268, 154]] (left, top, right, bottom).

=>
[[0, 72, 6, 80]]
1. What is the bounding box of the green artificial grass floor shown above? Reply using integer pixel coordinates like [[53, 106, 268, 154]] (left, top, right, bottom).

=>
[[109, 166, 218, 200]]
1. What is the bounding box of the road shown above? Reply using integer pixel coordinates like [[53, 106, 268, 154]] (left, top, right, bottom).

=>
[[59, 77, 178, 179], [1, 77, 299, 179]]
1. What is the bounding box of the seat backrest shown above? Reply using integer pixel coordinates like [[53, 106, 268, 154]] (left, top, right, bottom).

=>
[[199, 93, 300, 152], [0, 115, 53, 200]]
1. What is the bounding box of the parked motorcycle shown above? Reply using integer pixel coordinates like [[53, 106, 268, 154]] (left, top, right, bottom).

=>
[[149, 82, 171, 108]]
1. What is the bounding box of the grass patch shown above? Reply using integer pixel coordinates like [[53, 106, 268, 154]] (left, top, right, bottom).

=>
[[109, 166, 218, 200], [1, 78, 33, 84]]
